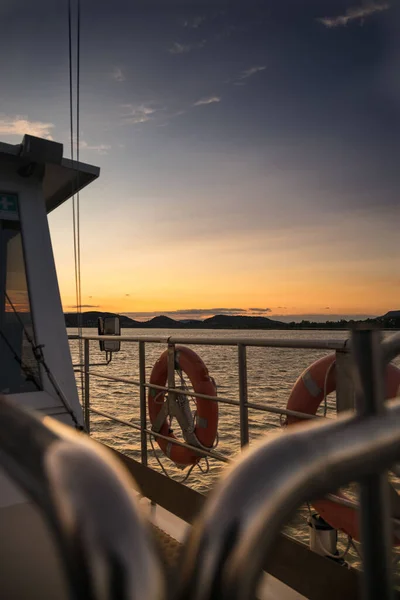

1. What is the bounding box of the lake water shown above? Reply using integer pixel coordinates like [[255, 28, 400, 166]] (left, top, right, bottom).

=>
[[68, 328, 400, 567]]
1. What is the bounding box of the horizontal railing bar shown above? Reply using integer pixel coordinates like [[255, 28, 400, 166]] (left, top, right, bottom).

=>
[[68, 333, 348, 351], [77, 370, 322, 420], [144, 382, 241, 407], [90, 407, 229, 463], [73, 363, 109, 368], [76, 369, 141, 387], [245, 401, 322, 420]]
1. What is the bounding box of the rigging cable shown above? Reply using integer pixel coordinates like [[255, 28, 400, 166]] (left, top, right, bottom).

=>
[[4, 293, 79, 427], [68, 0, 84, 406]]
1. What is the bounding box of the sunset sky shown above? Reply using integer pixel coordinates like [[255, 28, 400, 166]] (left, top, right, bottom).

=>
[[1, 0, 399, 321]]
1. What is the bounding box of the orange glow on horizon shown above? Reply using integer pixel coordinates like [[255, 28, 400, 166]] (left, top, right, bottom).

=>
[[53, 201, 400, 320]]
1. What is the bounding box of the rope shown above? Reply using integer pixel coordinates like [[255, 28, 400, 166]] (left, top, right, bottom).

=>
[[4, 293, 80, 427], [149, 435, 196, 483], [0, 328, 41, 390], [76, 0, 84, 408], [149, 366, 218, 477], [68, 0, 84, 406], [175, 368, 220, 452], [323, 360, 336, 417]]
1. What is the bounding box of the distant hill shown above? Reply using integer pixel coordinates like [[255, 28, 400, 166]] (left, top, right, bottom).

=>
[[201, 314, 286, 329], [383, 311, 400, 319], [141, 315, 185, 329], [65, 311, 141, 328], [64, 310, 400, 330]]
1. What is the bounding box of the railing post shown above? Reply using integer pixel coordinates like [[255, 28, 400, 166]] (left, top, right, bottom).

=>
[[352, 328, 393, 600], [167, 342, 176, 415], [238, 344, 249, 448], [139, 341, 147, 466], [84, 338, 90, 434], [336, 349, 355, 413]]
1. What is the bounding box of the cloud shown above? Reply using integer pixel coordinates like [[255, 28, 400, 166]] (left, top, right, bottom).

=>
[[0, 116, 54, 139], [193, 96, 221, 106], [317, 2, 390, 28], [121, 104, 157, 124], [248, 308, 272, 313], [179, 308, 244, 315], [169, 40, 206, 54], [183, 15, 205, 28], [273, 313, 377, 323], [66, 304, 100, 309], [239, 65, 266, 80], [79, 140, 111, 155], [112, 67, 125, 82]]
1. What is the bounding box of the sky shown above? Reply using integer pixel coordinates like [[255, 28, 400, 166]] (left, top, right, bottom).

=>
[[1, 0, 399, 321]]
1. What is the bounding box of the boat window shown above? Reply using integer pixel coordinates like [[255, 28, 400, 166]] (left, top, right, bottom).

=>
[[0, 195, 41, 393]]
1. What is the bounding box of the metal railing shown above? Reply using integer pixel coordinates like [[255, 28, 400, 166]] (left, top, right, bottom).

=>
[[2, 330, 398, 598], [0, 394, 164, 600], [176, 329, 400, 600], [69, 332, 351, 468]]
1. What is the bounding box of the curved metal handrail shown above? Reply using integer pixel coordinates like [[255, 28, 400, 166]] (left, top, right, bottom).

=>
[[176, 397, 400, 600], [383, 332, 400, 365], [0, 395, 164, 600]]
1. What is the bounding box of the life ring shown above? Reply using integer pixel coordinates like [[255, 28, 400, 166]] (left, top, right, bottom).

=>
[[148, 346, 218, 467], [286, 353, 400, 541]]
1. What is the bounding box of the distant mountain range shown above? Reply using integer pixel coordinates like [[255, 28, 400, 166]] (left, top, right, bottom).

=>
[[64, 310, 400, 330]]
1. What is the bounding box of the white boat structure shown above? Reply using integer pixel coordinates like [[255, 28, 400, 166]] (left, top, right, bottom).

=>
[[1, 135, 400, 600]]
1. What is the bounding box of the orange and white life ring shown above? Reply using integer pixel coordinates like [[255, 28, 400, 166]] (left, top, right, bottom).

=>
[[148, 346, 218, 467], [286, 353, 400, 541]]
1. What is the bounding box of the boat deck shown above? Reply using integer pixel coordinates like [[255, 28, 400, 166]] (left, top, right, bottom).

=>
[[151, 523, 182, 571]]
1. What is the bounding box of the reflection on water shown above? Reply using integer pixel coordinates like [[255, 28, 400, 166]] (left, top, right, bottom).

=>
[[69, 328, 400, 568]]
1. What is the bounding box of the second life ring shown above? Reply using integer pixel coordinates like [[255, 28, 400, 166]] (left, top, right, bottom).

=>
[[286, 353, 400, 541], [148, 346, 218, 467]]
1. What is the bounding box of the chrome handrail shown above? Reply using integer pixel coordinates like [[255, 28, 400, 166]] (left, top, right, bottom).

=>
[[176, 330, 400, 600], [383, 332, 400, 365], [0, 395, 164, 600]]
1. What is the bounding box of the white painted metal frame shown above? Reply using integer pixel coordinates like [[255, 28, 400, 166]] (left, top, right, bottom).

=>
[[0, 142, 99, 426]]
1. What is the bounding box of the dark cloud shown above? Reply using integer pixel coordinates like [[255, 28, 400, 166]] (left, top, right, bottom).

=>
[[273, 313, 377, 323], [66, 304, 100, 309], [126, 308, 245, 318], [248, 308, 271, 313], [183, 15, 206, 29]]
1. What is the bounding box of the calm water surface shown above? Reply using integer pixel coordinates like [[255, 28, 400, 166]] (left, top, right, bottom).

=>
[[69, 328, 400, 567]]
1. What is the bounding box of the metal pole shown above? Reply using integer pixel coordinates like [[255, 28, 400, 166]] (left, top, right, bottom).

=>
[[139, 341, 147, 466], [335, 350, 355, 413], [167, 343, 176, 415], [352, 328, 393, 600], [84, 338, 90, 434], [238, 344, 249, 448]]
